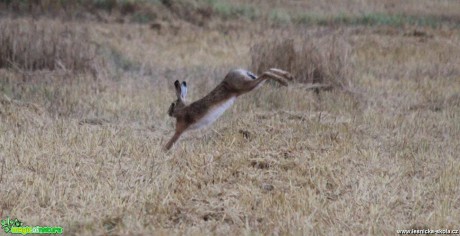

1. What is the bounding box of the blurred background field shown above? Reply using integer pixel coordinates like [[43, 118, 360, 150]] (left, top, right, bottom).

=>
[[0, 0, 459, 235]]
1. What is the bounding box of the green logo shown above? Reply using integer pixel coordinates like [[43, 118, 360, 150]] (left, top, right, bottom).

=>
[[1, 217, 63, 235]]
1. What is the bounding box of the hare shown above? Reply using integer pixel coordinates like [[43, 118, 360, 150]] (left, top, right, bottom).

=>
[[165, 68, 294, 150]]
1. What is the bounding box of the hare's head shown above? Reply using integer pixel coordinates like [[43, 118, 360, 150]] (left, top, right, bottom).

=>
[[168, 80, 187, 117]]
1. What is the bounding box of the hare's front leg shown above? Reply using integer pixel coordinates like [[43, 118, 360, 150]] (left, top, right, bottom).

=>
[[164, 131, 184, 151]]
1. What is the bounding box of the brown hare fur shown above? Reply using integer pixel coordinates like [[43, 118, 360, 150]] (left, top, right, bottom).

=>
[[165, 68, 293, 150]]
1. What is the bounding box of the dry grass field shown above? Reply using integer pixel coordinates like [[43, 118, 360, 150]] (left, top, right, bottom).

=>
[[1, 0, 460, 235]]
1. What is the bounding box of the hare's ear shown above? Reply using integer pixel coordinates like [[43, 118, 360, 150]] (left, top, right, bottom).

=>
[[180, 81, 187, 99], [174, 80, 181, 98]]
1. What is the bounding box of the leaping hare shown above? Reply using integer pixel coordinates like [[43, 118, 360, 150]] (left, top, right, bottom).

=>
[[165, 68, 294, 150]]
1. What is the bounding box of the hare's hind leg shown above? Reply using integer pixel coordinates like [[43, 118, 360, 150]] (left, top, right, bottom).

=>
[[269, 68, 294, 81], [259, 71, 290, 86], [240, 71, 289, 92], [231, 70, 291, 94]]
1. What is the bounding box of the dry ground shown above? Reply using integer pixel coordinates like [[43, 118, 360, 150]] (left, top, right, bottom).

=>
[[1, 1, 460, 235]]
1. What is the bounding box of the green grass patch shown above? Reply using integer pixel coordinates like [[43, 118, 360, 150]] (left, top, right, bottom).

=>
[[205, 0, 258, 21], [292, 12, 449, 28], [269, 9, 291, 25], [130, 10, 157, 23]]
